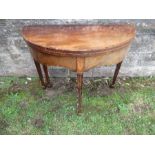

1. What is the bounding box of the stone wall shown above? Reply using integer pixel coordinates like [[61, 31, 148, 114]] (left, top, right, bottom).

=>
[[0, 19, 155, 77]]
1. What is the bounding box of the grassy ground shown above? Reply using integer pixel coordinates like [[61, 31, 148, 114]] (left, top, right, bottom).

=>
[[0, 76, 155, 135]]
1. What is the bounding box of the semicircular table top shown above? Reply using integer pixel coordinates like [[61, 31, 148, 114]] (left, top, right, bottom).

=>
[[22, 24, 136, 56]]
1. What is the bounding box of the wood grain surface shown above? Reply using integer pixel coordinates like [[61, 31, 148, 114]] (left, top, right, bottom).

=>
[[22, 24, 135, 57]]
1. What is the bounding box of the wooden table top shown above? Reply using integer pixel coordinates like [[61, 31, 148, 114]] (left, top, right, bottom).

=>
[[22, 24, 136, 56]]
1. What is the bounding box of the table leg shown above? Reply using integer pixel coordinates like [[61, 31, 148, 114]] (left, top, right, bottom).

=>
[[33, 59, 46, 88], [42, 64, 52, 88], [77, 73, 83, 114], [109, 61, 123, 88]]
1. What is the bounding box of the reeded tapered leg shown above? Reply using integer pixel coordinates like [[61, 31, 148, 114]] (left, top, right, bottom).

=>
[[77, 73, 83, 114], [42, 64, 52, 88], [33, 59, 46, 88], [109, 61, 123, 88]]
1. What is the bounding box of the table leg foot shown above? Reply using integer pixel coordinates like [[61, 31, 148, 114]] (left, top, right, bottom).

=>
[[42, 64, 53, 88], [33, 59, 53, 89], [109, 61, 122, 88], [77, 73, 83, 114], [33, 59, 46, 88]]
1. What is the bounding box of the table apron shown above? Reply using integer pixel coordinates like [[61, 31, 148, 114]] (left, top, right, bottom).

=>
[[29, 44, 130, 72]]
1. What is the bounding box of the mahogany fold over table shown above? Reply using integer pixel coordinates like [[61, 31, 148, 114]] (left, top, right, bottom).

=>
[[22, 24, 136, 113]]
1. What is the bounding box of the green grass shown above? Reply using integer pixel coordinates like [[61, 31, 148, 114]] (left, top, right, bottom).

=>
[[0, 76, 155, 135]]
